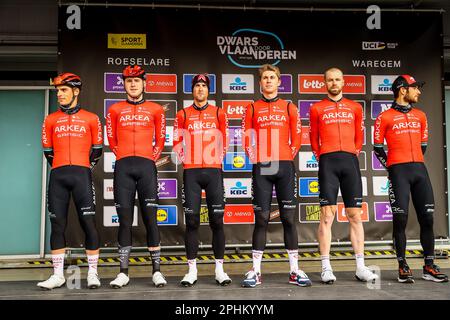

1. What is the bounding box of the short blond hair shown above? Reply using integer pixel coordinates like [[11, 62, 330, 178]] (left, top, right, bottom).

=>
[[258, 64, 281, 80]]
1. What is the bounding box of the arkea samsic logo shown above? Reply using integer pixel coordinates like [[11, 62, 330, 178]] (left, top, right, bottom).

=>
[[108, 34, 146, 49], [217, 29, 296, 68]]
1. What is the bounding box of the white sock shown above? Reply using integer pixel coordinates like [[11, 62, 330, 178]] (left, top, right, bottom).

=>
[[287, 249, 299, 273], [252, 250, 264, 274], [215, 259, 224, 274], [52, 253, 65, 277], [355, 253, 365, 269], [87, 254, 99, 275], [188, 259, 197, 274], [321, 255, 332, 271]]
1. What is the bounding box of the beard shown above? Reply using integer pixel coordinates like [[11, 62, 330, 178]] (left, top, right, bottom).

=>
[[327, 87, 342, 96]]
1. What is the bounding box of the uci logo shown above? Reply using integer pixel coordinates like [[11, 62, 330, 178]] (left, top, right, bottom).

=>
[[157, 209, 168, 222]]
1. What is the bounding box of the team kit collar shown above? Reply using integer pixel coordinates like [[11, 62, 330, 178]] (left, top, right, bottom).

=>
[[60, 104, 81, 115], [192, 102, 209, 111], [126, 98, 145, 105], [261, 95, 279, 103], [391, 101, 413, 113]]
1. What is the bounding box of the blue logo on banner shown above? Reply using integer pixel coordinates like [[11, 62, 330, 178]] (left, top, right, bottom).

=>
[[299, 178, 320, 197], [223, 152, 252, 172], [156, 205, 178, 225], [183, 74, 216, 94]]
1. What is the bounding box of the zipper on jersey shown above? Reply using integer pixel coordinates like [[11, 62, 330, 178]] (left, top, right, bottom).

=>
[[336, 103, 342, 150], [268, 102, 272, 160], [199, 108, 204, 168], [133, 104, 136, 156], [69, 114, 72, 165]]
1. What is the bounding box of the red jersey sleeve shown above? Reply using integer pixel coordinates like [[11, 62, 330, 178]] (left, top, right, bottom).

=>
[[173, 110, 185, 163], [373, 113, 386, 147], [242, 103, 256, 163], [288, 102, 302, 158], [309, 104, 320, 159], [354, 103, 364, 154], [152, 106, 166, 161], [42, 116, 53, 151], [218, 107, 229, 162], [420, 111, 428, 146], [91, 114, 103, 148], [106, 107, 118, 155]]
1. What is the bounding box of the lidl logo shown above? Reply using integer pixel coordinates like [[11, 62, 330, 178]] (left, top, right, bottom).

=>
[[183, 74, 216, 94], [223, 152, 252, 172], [107, 34, 146, 49], [156, 205, 178, 226], [299, 178, 319, 197]]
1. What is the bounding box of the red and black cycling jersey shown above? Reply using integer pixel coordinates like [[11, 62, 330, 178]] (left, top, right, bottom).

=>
[[42, 106, 103, 169], [309, 97, 364, 160], [173, 103, 228, 169], [374, 104, 428, 167], [242, 96, 301, 163], [106, 100, 166, 161]]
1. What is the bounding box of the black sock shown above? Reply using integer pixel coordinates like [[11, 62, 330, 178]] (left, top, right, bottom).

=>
[[150, 249, 161, 273], [398, 257, 407, 268], [424, 256, 434, 266]]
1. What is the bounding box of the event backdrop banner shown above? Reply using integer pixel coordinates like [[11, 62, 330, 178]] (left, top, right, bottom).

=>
[[57, 6, 447, 249]]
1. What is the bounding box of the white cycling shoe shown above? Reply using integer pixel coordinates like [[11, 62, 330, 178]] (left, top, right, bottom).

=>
[[37, 274, 66, 290], [321, 269, 337, 284], [215, 272, 232, 286], [180, 272, 198, 287], [152, 271, 167, 287], [87, 273, 101, 289], [109, 272, 130, 289], [355, 266, 379, 283]]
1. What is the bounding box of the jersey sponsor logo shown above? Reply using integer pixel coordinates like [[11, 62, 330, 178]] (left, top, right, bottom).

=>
[[187, 122, 218, 130], [229, 126, 242, 146], [299, 177, 319, 197], [321, 111, 354, 120], [158, 178, 177, 199], [373, 176, 389, 196], [374, 202, 393, 222], [54, 124, 87, 134], [150, 100, 177, 120], [256, 114, 287, 123], [224, 178, 251, 198], [298, 152, 318, 171], [217, 30, 296, 68], [224, 204, 254, 224], [299, 203, 321, 223], [371, 75, 397, 95], [145, 74, 177, 94], [392, 121, 421, 130], [298, 75, 365, 94], [119, 114, 150, 122], [223, 152, 252, 172], [156, 205, 178, 225], [103, 206, 138, 227], [298, 100, 320, 119], [337, 177, 368, 196], [371, 100, 392, 119], [336, 202, 369, 222], [372, 151, 387, 170], [222, 100, 253, 119], [104, 72, 125, 93], [107, 33, 146, 49], [104, 152, 115, 173], [222, 74, 254, 94], [183, 74, 217, 94]]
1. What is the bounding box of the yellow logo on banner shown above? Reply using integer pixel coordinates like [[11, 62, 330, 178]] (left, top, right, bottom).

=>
[[233, 155, 245, 168], [157, 209, 168, 222], [305, 205, 321, 221], [309, 180, 319, 193], [200, 206, 209, 224], [108, 34, 147, 49]]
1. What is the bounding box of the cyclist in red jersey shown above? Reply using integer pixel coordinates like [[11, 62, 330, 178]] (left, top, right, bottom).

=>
[[107, 65, 167, 288], [374, 75, 448, 283], [309, 67, 378, 284], [241, 64, 311, 288], [173, 74, 231, 287], [38, 73, 103, 290]]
